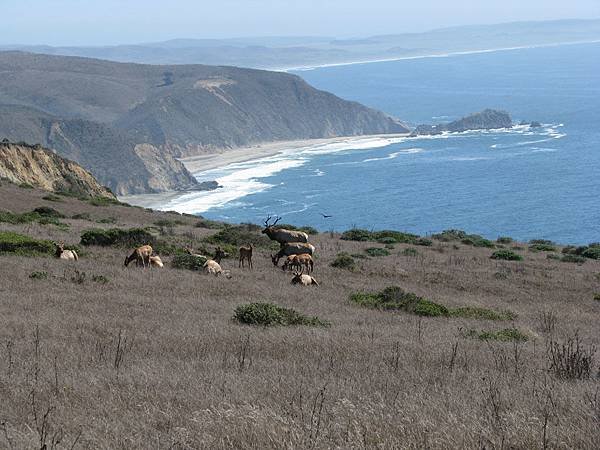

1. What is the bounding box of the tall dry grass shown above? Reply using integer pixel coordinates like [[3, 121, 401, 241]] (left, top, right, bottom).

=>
[[0, 182, 599, 449]]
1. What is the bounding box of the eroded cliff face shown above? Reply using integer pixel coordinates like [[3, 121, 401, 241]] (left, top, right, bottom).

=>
[[0, 142, 115, 198]]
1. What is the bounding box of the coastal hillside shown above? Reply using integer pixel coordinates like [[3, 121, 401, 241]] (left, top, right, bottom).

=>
[[0, 52, 409, 194], [0, 141, 115, 199], [0, 180, 598, 448]]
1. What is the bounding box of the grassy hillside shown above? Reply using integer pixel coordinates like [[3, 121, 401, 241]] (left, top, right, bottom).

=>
[[0, 52, 408, 195], [0, 180, 598, 448]]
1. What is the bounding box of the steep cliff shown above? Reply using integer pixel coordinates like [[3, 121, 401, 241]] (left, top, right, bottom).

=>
[[0, 141, 115, 198]]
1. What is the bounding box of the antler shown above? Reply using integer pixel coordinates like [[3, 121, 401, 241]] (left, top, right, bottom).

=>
[[264, 215, 282, 227], [272, 216, 282, 227], [264, 215, 273, 227]]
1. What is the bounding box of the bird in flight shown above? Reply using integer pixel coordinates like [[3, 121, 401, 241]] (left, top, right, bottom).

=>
[[320, 212, 332, 218]]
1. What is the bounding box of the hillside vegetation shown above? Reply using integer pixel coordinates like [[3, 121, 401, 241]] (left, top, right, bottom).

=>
[[0, 180, 598, 449], [0, 52, 408, 195]]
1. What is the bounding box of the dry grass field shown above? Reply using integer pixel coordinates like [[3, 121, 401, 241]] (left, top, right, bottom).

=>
[[0, 181, 599, 449]]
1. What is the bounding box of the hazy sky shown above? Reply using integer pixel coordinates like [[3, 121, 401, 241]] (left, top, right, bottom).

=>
[[2, 0, 600, 46]]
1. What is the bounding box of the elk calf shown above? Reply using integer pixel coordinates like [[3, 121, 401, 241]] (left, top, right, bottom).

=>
[[238, 244, 253, 269], [149, 255, 164, 268], [282, 253, 313, 273]]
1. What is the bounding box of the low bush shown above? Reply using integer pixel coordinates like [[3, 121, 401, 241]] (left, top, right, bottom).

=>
[[0, 231, 54, 256], [42, 194, 62, 202], [195, 218, 224, 229], [233, 303, 330, 327], [547, 333, 596, 379], [529, 243, 557, 252], [331, 253, 357, 271], [341, 228, 426, 245], [172, 254, 207, 271], [350, 286, 449, 317], [365, 247, 390, 257], [560, 254, 586, 264], [204, 224, 272, 249], [593, 293, 600, 302], [89, 196, 125, 207], [497, 236, 513, 244], [401, 247, 419, 257], [71, 212, 92, 221], [19, 183, 34, 189], [29, 271, 48, 280], [562, 243, 600, 260], [80, 228, 156, 247], [96, 217, 117, 224], [449, 307, 516, 321], [491, 250, 523, 261], [546, 253, 561, 261], [0, 207, 66, 227], [434, 229, 494, 248], [530, 239, 555, 245], [464, 327, 529, 342], [92, 275, 109, 284], [277, 223, 319, 235], [154, 219, 186, 227]]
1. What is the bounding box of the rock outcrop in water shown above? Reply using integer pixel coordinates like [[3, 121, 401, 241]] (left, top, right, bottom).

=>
[[412, 109, 513, 136]]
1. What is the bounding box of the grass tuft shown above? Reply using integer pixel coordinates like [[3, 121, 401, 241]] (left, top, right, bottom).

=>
[[464, 327, 529, 342], [365, 247, 390, 257], [449, 307, 516, 321]]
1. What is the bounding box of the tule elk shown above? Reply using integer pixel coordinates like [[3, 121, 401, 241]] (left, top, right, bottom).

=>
[[271, 242, 315, 266], [124, 245, 153, 268], [55, 242, 78, 261], [262, 216, 308, 244]]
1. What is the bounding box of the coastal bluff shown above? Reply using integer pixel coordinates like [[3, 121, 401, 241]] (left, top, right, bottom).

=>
[[412, 109, 514, 136]]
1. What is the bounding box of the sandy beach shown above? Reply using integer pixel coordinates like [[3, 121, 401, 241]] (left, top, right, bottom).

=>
[[120, 134, 409, 209]]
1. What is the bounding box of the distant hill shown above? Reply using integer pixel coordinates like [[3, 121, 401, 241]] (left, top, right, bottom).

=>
[[0, 141, 115, 199], [0, 52, 408, 194], [413, 110, 514, 136], [4, 19, 600, 69]]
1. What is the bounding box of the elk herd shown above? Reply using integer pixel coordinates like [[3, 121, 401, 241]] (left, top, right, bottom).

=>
[[55, 216, 319, 286]]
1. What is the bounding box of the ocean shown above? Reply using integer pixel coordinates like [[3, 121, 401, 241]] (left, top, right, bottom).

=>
[[159, 42, 600, 244]]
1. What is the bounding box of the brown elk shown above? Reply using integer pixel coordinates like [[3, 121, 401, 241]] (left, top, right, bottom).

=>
[[271, 242, 315, 266], [238, 244, 253, 269], [124, 245, 153, 268], [55, 242, 78, 261], [291, 268, 319, 286], [203, 247, 228, 276], [281, 253, 313, 273], [262, 216, 309, 244]]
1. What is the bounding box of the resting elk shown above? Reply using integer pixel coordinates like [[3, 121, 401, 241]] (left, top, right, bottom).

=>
[[271, 242, 316, 266], [291, 268, 319, 286], [55, 242, 78, 261], [262, 216, 308, 244], [203, 247, 229, 276], [124, 245, 153, 268], [149, 255, 164, 268]]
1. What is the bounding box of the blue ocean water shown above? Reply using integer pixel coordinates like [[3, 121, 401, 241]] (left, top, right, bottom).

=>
[[170, 42, 600, 244]]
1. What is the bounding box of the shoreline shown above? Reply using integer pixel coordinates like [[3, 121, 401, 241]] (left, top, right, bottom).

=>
[[119, 133, 410, 209], [279, 39, 600, 72]]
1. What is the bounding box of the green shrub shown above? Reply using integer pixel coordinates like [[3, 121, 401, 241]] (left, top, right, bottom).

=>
[[89, 196, 124, 207], [91, 275, 109, 284], [529, 243, 557, 252], [491, 250, 523, 261], [365, 247, 390, 257], [350, 253, 369, 259], [233, 303, 330, 327], [561, 254, 586, 264], [96, 217, 117, 224], [80, 228, 155, 247], [434, 229, 494, 248], [172, 254, 207, 271], [350, 286, 449, 317], [546, 253, 561, 261], [461, 235, 495, 248], [449, 307, 516, 321], [204, 224, 271, 248], [341, 228, 422, 245], [195, 218, 225, 229], [497, 236, 513, 244], [29, 271, 48, 280], [415, 238, 433, 247], [0, 208, 66, 227], [582, 246, 600, 260], [401, 247, 419, 257], [331, 252, 357, 271], [0, 231, 54, 256], [33, 206, 65, 218], [277, 223, 318, 235], [72, 212, 92, 221], [530, 239, 554, 245], [593, 294, 600, 302], [464, 327, 529, 342], [19, 183, 34, 189], [42, 194, 62, 202]]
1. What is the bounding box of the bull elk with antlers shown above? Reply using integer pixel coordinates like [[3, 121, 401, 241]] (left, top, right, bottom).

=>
[[262, 216, 308, 245]]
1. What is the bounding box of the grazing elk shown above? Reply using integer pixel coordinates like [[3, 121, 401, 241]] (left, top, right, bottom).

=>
[[238, 244, 253, 269], [262, 216, 309, 244], [281, 253, 314, 273], [149, 255, 164, 268], [291, 269, 319, 286], [124, 245, 153, 268], [203, 247, 229, 276], [185, 247, 206, 259], [271, 242, 316, 266], [55, 242, 78, 261]]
